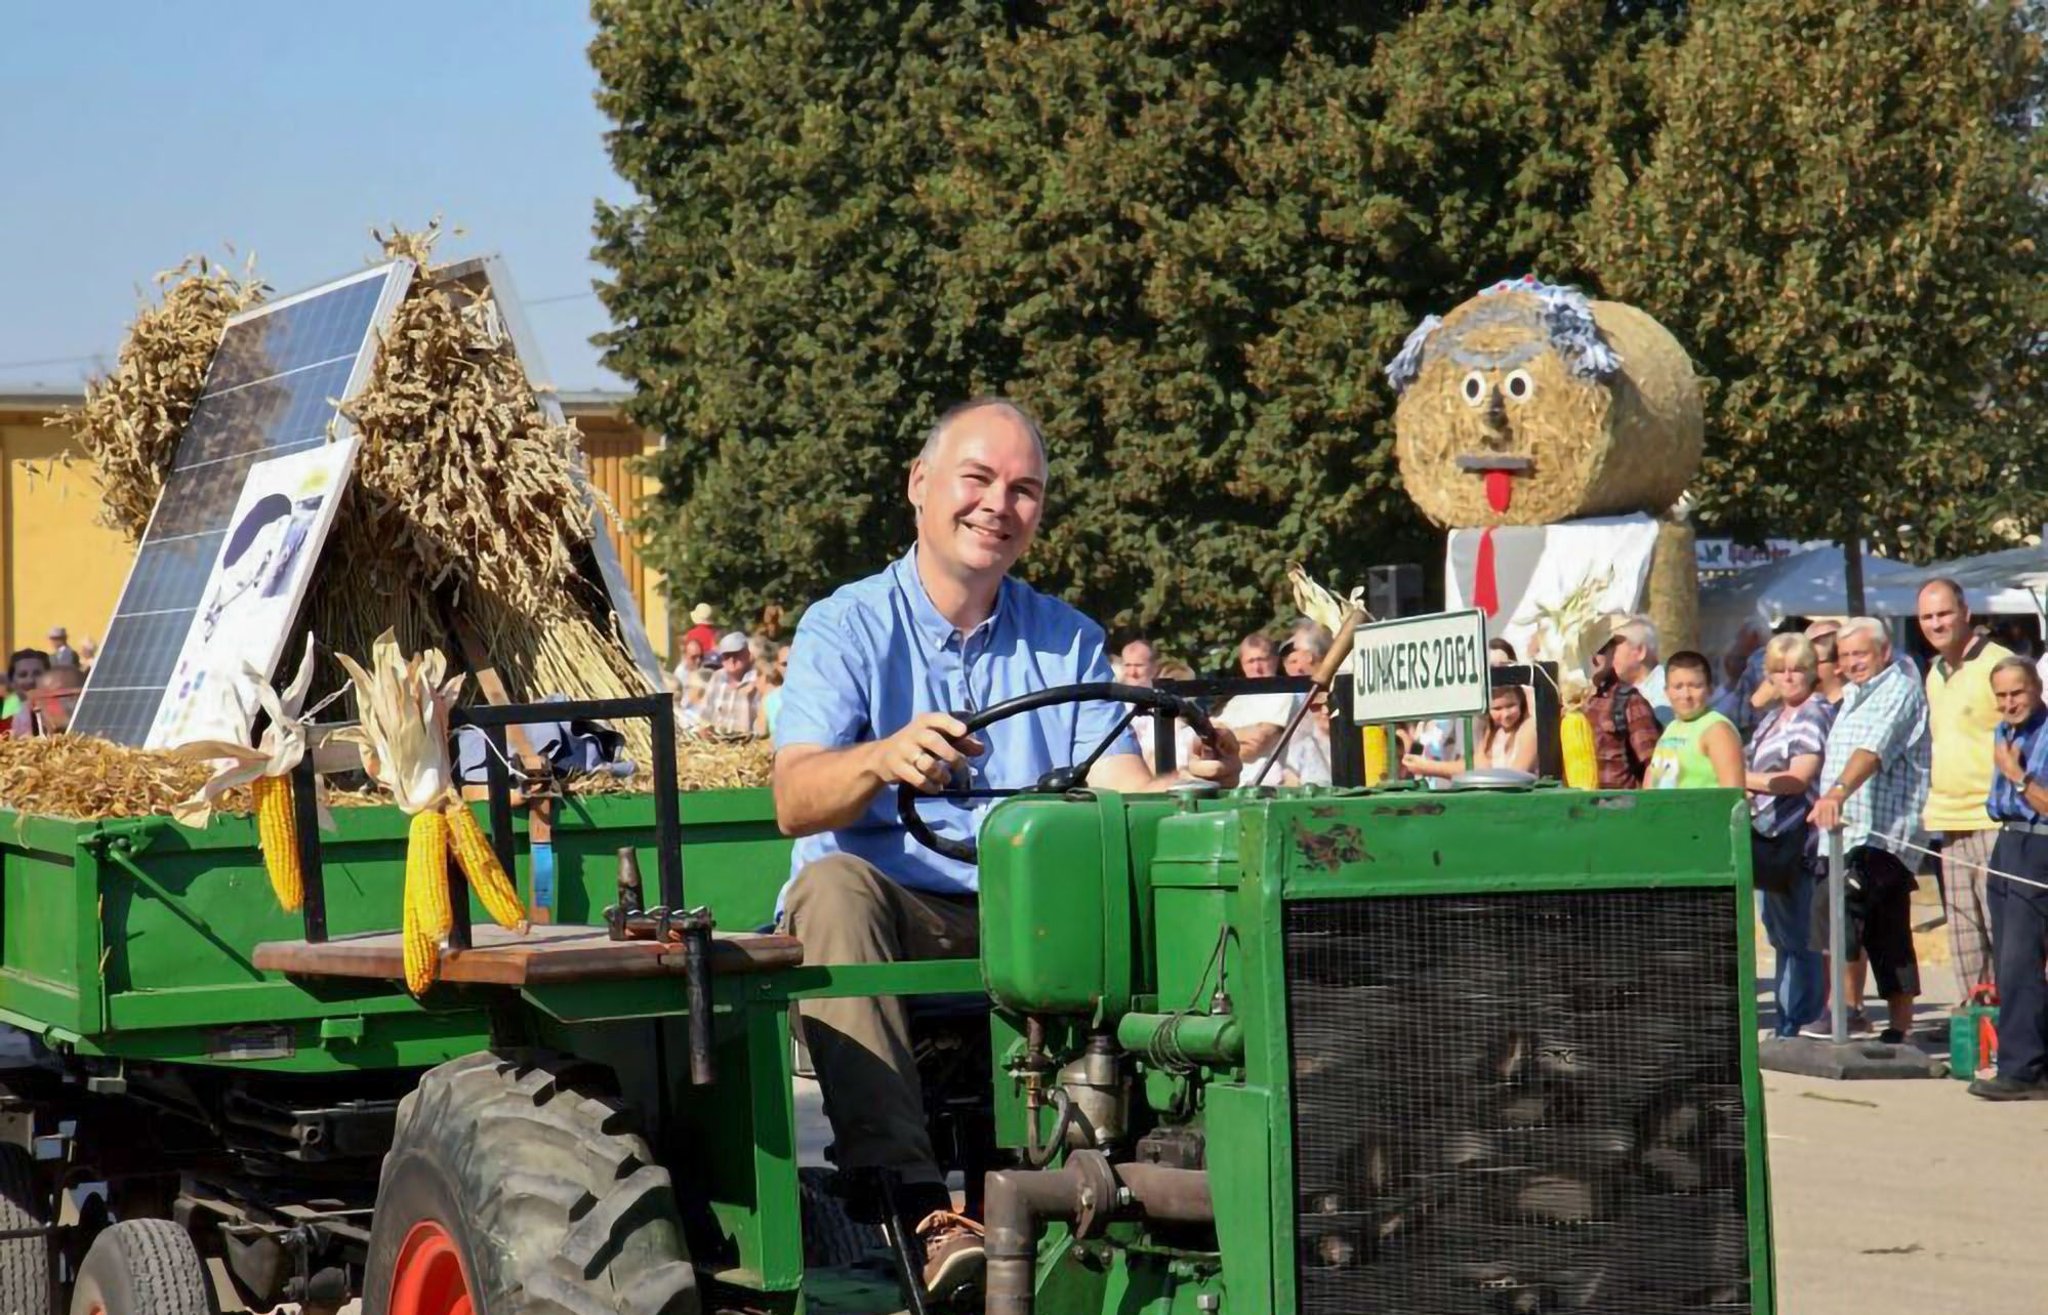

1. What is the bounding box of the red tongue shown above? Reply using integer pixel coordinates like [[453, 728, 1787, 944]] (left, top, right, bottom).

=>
[[1484, 470, 1514, 514]]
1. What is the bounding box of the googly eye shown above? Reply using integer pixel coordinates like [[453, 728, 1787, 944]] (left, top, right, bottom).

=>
[[1504, 369, 1535, 402], [1461, 372, 1487, 406]]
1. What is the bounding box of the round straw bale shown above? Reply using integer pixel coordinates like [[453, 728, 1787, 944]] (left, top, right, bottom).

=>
[[1393, 291, 1703, 528]]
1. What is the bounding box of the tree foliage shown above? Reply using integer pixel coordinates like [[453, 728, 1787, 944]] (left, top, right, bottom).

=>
[[1585, 0, 2048, 563], [592, 0, 2039, 654]]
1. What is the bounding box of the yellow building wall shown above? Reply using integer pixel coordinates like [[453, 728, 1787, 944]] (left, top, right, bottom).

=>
[[0, 404, 670, 665], [0, 416, 135, 658], [577, 413, 672, 657]]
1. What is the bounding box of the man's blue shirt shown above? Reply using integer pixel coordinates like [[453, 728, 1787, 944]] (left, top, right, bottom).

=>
[[775, 549, 1139, 897], [1989, 707, 2048, 824]]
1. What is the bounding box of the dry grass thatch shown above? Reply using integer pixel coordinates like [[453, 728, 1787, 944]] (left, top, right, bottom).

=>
[[0, 734, 771, 823], [55, 255, 269, 540], [1394, 293, 1704, 528], [61, 222, 666, 771]]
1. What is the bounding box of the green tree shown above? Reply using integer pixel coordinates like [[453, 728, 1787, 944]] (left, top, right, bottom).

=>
[[591, 1, 1682, 658], [1585, 0, 2048, 589]]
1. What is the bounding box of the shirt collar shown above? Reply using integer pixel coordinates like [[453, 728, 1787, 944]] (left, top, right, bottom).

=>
[[2002, 706, 2047, 742], [893, 547, 1007, 651], [1936, 634, 1991, 678]]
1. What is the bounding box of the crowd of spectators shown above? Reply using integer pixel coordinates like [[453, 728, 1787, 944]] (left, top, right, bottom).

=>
[[2, 625, 90, 739], [1584, 582, 2048, 1100], [667, 601, 790, 742]]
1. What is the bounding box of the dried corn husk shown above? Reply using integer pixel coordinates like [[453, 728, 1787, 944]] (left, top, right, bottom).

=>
[[1288, 562, 1367, 637], [332, 630, 464, 816], [53, 255, 269, 540], [170, 637, 325, 829], [1529, 568, 1620, 711]]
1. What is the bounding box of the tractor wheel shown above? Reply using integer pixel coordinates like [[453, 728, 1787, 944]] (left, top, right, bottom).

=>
[[67, 1219, 212, 1315], [363, 1052, 699, 1315], [0, 1144, 50, 1315]]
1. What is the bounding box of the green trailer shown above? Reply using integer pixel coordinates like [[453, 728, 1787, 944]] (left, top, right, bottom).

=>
[[0, 688, 1773, 1315]]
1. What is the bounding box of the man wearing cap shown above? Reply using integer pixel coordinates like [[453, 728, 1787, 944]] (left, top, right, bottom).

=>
[[46, 628, 77, 670], [682, 605, 720, 664], [700, 632, 760, 737], [772, 397, 1241, 1295]]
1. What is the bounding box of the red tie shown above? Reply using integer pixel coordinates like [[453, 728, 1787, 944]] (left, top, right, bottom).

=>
[[1473, 526, 1500, 617]]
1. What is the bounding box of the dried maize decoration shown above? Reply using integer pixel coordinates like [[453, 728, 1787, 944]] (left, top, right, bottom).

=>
[[1560, 711, 1599, 789], [251, 776, 303, 912], [335, 630, 526, 996], [173, 638, 325, 913], [445, 802, 528, 933]]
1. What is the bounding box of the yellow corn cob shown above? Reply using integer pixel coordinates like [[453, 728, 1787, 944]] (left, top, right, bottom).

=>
[[445, 803, 529, 933], [403, 810, 453, 995], [402, 879, 436, 996], [251, 775, 302, 912], [1560, 710, 1598, 789], [1362, 725, 1390, 786]]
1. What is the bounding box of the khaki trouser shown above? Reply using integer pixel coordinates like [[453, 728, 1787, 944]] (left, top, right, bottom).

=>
[[780, 853, 980, 1186], [1940, 828, 1997, 998]]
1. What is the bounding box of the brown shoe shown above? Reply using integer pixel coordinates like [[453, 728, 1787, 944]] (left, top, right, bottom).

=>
[[917, 1209, 985, 1300]]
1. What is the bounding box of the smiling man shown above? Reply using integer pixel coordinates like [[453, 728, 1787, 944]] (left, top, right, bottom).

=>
[[771, 397, 1240, 1296]]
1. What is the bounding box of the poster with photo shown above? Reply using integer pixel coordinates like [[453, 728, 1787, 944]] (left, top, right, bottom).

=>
[[144, 438, 360, 750]]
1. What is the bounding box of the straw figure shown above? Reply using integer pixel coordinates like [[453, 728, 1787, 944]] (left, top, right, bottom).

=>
[[1385, 276, 1705, 653]]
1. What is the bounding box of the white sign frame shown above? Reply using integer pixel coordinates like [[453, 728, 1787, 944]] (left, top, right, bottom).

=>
[[1350, 608, 1491, 725], [144, 438, 361, 750]]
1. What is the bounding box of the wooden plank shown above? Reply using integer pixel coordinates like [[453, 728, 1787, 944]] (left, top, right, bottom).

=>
[[252, 923, 802, 986]]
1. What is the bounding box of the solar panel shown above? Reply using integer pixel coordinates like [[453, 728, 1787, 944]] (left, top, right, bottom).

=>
[[72, 262, 414, 745]]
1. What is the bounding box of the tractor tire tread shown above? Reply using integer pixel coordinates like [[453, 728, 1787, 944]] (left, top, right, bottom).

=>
[[69, 1219, 210, 1315], [0, 1145, 48, 1315], [368, 1050, 697, 1315]]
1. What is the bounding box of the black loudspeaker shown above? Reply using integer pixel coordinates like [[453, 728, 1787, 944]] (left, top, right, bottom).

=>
[[1367, 564, 1424, 620]]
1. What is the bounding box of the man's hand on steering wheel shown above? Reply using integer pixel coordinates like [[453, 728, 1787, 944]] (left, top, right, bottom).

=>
[[1181, 723, 1243, 789], [874, 711, 987, 794]]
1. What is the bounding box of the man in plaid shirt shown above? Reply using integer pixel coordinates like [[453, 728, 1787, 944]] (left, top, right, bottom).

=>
[[1810, 617, 1931, 1044]]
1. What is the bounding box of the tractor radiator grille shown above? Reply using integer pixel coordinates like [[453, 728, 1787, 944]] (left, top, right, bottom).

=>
[[1286, 889, 1752, 1314]]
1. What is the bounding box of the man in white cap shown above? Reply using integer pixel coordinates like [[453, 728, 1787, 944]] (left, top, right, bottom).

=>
[[46, 628, 77, 670], [701, 631, 760, 736], [683, 604, 720, 663]]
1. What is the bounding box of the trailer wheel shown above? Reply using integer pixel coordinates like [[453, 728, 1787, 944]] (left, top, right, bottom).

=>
[[364, 1052, 699, 1315], [67, 1219, 211, 1315], [0, 1144, 50, 1315]]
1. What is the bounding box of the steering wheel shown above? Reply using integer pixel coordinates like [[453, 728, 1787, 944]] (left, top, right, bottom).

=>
[[896, 681, 1221, 863]]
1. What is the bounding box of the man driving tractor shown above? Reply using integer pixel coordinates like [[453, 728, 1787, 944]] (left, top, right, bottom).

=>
[[771, 397, 1243, 1298]]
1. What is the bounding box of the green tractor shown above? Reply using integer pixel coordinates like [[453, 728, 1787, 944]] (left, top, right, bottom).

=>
[[0, 682, 1772, 1314]]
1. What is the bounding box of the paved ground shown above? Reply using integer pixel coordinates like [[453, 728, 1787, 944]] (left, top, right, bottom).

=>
[[1765, 1065, 2048, 1315], [1760, 879, 2048, 1314]]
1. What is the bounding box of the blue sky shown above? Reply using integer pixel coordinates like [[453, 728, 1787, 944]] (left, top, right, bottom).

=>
[[0, 3, 630, 393]]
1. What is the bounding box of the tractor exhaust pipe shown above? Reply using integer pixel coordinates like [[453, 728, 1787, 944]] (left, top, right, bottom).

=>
[[984, 1151, 1213, 1315]]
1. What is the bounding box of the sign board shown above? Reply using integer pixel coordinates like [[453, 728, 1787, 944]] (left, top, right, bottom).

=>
[[145, 438, 360, 749], [1350, 608, 1490, 725], [1695, 537, 1808, 574]]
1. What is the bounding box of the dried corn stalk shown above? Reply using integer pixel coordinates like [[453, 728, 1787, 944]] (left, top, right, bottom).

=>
[[54, 255, 268, 540]]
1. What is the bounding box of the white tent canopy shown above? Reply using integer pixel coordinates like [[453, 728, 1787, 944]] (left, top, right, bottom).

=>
[[1890, 544, 2048, 618], [1697, 544, 1921, 658]]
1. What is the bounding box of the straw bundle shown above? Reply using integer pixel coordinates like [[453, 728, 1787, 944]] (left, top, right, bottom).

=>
[[1643, 518, 1700, 655], [1392, 291, 1703, 528], [310, 223, 656, 761], [335, 222, 591, 624], [55, 256, 269, 541]]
